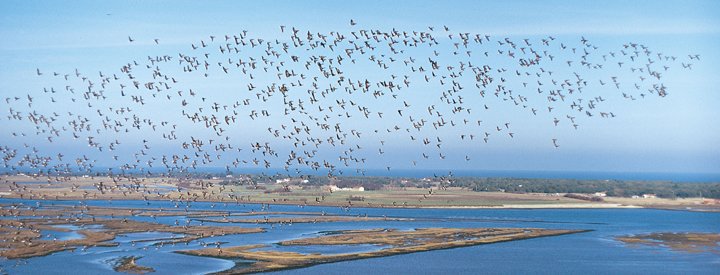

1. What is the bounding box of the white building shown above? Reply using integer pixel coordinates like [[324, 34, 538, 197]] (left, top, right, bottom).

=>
[[329, 185, 364, 192]]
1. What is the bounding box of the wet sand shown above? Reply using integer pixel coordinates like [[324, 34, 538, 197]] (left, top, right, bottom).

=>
[[0, 214, 263, 259], [180, 227, 590, 274], [617, 232, 720, 254], [112, 256, 155, 274]]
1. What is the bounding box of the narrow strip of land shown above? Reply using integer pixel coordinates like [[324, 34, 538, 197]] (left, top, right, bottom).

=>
[[180, 227, 590, 274]]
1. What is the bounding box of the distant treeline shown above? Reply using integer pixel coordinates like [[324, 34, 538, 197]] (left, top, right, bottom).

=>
[[450, 178, 720, 199]]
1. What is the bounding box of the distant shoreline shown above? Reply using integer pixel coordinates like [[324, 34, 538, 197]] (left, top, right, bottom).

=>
[[3, 169, 720, 183], [413, 203, 642, 209], [2, 174, 718, 213], [1, 195, 718, 213]]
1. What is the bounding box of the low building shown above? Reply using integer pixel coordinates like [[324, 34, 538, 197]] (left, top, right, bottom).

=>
[[642, 194, 657, 199], [328, 185, 364, 192]]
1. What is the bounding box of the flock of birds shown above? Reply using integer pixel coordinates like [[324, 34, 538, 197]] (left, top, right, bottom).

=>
[[1, 21, 700, 188]]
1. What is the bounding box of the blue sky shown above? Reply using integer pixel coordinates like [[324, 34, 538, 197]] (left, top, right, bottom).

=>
[[0, 0, 719, 175]]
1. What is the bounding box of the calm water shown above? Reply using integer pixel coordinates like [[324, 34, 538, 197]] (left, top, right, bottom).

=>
[[1, 198, 718, 274]]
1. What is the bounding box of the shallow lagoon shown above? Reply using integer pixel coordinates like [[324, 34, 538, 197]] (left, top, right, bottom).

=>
[[0, 198, 718, 274]]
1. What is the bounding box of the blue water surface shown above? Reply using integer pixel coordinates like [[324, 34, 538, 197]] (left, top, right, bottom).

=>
[[0, 198, 718, 274]]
